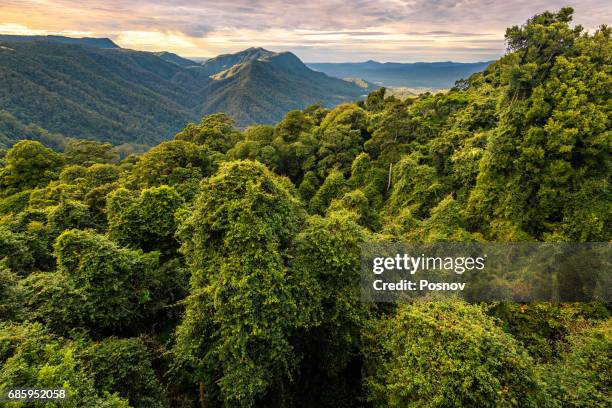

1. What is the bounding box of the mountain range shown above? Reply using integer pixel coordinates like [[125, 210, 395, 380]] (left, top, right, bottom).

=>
[[0, 35, 489, 148], [308, 60, 492, 88], [0, 36, 373, 147]]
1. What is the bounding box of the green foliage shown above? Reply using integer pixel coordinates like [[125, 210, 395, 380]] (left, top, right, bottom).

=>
[[489, 302, 610, 362], [406, 195, 478, 242], [316, 105, 367, 177], [386, 154, 444, 217], [364, 301, 546, 407], [174, 160, 316, 407], [309, 169, 348, 214], [84, 164, 120, 187], [467, 9, 611, 240], [0, 140, 63, 196], [227, 125, 280, 171], [0, 261, 24, 320], [0, 226, 37, 274], [0, 8, 609, 407], [272, 110, 318, 182], [541, 319, 612, 407], [107, 185, 184, 253], [364, 87, 387, 112], [22, 229, 160, 333], [297, 170, 320, 202], [328, 190, 380, 230], [290, 211, 369, 406], [0, 322, 131, 407], [274, 110, 313, 142], [130, 140, 213, 198], [47, 200, 94, 235], [364, 98, 419, 166], [175, 113, 243, 153], [0, 189, 31, 216], [79, 336, 166, 408], [0, 214, 54, 276], [0, 110, 68, 151], [64, 139, 119, 166]]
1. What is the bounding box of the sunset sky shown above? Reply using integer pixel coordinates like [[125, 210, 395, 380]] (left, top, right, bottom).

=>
[[0, 0, 609, 62]]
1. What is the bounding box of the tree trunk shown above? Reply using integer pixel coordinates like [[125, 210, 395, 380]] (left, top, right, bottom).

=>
[[199, 381, 207, 408]]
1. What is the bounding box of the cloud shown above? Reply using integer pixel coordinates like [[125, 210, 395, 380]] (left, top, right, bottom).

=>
[[0, 0, 610, 61], [405, 31, 493, 37]]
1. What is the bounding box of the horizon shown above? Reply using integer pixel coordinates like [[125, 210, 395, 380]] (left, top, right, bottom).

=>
[[0, 36, 497, 64], [0, 1, 609, 63]]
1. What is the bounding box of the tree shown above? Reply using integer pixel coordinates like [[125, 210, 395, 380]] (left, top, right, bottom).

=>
[[273, 110, 313, 143], [64, 139, 119, 166], [0, 140, 63, 196], [0, 226, 37, 275], [107, 186, 184, 254], [47, 200, 94, 236], [79, 337, 166, 408], [0, 261, 24, 320], [328, 190, 380, 230], [0, 322, 131, 407], [467, 8, 611, 241], [175, 113, 243, 153], [316, 124, 365, 178], [407, 195, 478, 242], [130, 140, 213, 199], [363, 301, 547, 407], [174, 160, 316, 407], [386, 154, 444, 218], [272, 110, 318, 182], [309, 169, 348, 215], [364, 99, 412, 166], [363, 87, 387, 112], [227, 125, 280, 171], [22, 229, 159, 334], [541, 319, 611, 406], [297, 171, 320, 202], [290, 211, 369, 407], [0, 209, 54, 274], [316, 104, 369, 178]]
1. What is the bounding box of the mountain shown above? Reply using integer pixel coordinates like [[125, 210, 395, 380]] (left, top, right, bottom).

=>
[[154, 51, 200, 67], [201, 47, 276, 75], [0, 35, 119, 48], [0, 40, 375, 147], [200, 48, 375, 125], [308, 60, 493, 88], [0, 39, 210, 146]]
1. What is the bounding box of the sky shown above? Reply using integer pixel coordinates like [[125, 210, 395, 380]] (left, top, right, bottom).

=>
[[0, 0, 610, 62]]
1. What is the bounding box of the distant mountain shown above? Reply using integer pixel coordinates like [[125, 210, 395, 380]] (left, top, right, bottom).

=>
[[154, 51, 200, 67], [0, 39, 375, 146], [200, 48, 375, 125], [307, 60, 493, 88], [0, 39, 210, 146], [201, 47, 276, 75], [0, 35, 119, 48]]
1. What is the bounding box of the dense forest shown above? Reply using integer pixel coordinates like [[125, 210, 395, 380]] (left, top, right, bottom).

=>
[[0, 8, 610, 408]]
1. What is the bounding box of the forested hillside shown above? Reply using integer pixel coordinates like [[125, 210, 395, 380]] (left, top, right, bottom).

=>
[[0, 40, 209, 145], [0, 8, 610, 408], [200, 48, 374, 126], [0, 42, 372, 147], [0, 35, 119, 48]]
